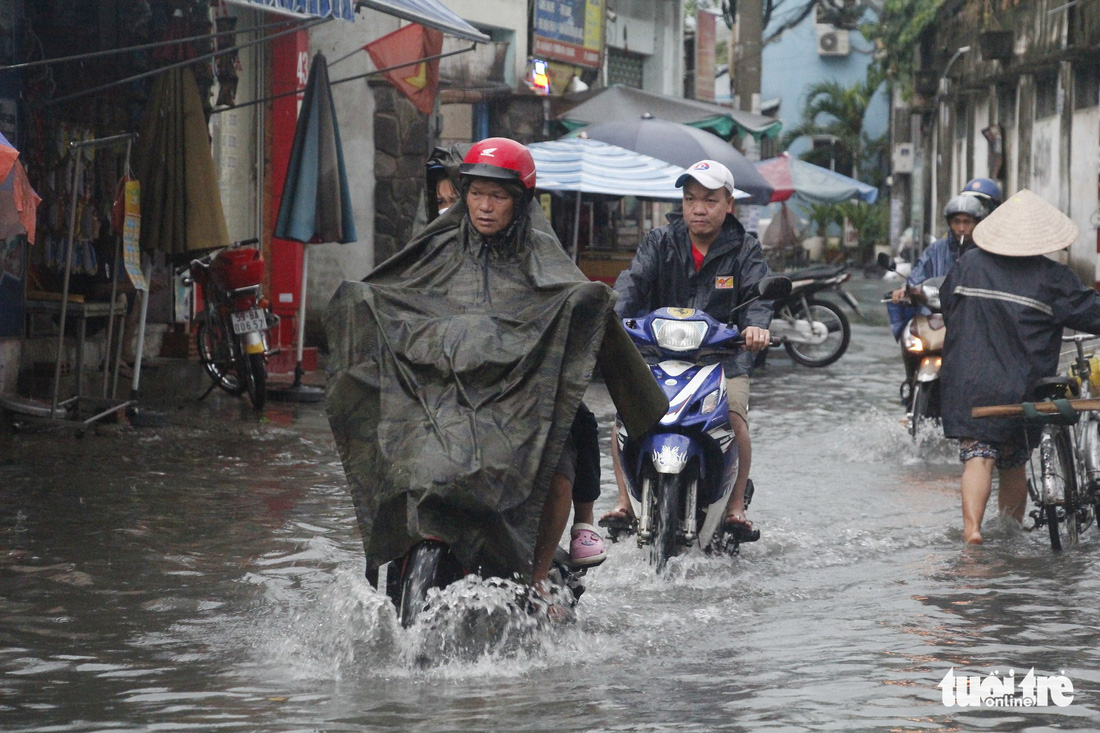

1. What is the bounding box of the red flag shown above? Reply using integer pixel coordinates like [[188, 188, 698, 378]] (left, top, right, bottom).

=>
[[365, 24, 444, 116]]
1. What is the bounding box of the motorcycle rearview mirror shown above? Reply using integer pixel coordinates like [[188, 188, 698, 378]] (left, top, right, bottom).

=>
[[727, 276, 792, 326], [876, 251, 896, 271]]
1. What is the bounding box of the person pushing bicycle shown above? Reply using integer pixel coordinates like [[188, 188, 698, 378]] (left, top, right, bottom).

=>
[[939, 189, 1100, 544]]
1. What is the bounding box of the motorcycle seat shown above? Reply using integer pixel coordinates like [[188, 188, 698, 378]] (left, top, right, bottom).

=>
[[1027, 376, 1080, 402], [782, 264, 845, 281]]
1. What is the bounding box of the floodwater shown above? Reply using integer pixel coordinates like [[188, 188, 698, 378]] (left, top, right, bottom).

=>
[[2, 279, 1100, 731]]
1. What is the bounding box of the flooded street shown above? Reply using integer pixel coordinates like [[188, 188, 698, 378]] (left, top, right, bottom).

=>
[[3, 282, 1100, 731]]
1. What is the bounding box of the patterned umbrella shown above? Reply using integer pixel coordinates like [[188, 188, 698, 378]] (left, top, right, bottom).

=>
[[755, 152, 879, 204], [566, 115, 774, 205]]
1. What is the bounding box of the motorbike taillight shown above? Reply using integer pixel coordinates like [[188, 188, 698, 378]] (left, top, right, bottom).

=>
[[233, 294, 257, 311]]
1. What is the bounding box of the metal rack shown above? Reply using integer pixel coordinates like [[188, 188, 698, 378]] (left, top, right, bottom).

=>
[[1, 133, 139, 431]]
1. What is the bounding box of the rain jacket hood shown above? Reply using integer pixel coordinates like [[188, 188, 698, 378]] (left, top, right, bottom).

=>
[[325, 198, 667, 580]]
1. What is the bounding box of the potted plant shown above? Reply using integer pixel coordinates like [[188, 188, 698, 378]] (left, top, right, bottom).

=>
[[804, 203, 841, 262]]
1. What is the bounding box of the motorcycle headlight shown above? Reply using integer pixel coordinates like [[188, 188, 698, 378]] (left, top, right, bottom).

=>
[[903, 329, 924, 352], [700, 390, 720, 414], [652, 319, 708, 351]]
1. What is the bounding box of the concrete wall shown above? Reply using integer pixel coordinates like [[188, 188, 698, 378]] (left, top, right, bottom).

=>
[[605, 0, 684, 96], [444, 0, 528, 86], [911, 0, 1099, 283], [303, 12, 400, 326]]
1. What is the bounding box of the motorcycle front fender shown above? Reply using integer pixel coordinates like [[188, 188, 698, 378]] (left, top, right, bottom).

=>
[[240, 330, 265, 356], [635, 432, 703, 475], [916, 355, 942, 382]]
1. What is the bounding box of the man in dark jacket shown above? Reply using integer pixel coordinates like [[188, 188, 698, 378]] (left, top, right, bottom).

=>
[[602, 159, 773, 536], [940, 189, 1100, 544]]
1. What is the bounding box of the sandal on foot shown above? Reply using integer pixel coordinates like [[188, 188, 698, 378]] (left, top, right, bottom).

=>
[[723, 514, 760, 543], [569, 522, 606, 567]]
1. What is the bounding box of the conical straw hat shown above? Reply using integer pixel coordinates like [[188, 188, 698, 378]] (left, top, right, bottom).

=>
[[972, 188, 1079, 257]]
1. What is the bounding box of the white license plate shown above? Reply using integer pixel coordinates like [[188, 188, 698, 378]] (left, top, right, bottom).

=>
[[231, 308, 266, 335]]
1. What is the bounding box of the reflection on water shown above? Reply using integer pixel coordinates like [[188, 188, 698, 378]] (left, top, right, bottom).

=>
[[2, 304, 1100, 730]]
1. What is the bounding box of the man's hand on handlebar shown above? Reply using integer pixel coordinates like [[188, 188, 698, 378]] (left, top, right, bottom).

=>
[[891, 283, 927, 305], [742, 326, 771, 352]]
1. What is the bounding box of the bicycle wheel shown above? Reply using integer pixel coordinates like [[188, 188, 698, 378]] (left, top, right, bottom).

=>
[[782, 299, 851, 367], [1042, 427, 1079, 552], [197, 318, 243, 395]]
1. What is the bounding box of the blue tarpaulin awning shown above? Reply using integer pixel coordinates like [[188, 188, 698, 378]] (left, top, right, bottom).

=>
[[527, 138, 750, 201], [227, 0, 356, 20], [228, 0, 490, 42], [355, 0, 489, 41]]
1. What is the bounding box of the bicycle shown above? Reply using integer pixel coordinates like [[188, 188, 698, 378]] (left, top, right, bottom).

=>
[[974, 333, 1100, 551]]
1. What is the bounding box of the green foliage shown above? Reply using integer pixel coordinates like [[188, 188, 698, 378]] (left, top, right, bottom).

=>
[[808, 203, 844, 238], [864, 0, 946, 91], [837, 200, 889, 262], [783, 76, 885, 181]]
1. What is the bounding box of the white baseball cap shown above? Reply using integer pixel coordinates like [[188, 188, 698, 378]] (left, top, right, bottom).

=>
[[675, 159, 736, 196]]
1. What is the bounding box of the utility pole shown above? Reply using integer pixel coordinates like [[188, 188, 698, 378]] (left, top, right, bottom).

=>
[[729, 0, 763, 233], [730, 0, 762, 117]]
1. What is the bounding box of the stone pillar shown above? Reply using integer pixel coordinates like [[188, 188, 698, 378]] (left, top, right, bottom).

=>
[[372, 84, 430, 263]]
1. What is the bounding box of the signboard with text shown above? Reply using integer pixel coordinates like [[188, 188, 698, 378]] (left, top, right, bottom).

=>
[[533, 0, 604, 69]]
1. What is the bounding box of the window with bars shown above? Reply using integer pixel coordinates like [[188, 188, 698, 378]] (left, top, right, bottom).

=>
[[607, 47, 645, 89], [1074, 63, 1099, 110]]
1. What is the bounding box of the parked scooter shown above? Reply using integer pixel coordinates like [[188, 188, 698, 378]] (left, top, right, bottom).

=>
[[183, 239, 278, 410], [602, 277, 792, 571], [767, 264, 861, 367], [878, 253, 945, 438]]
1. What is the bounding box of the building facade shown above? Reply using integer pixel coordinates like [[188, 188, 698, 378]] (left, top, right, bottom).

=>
[[897, 0, 1099, 283]]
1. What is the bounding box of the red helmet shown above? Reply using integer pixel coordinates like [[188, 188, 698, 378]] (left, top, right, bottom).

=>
[[459, 137, 536, 190]]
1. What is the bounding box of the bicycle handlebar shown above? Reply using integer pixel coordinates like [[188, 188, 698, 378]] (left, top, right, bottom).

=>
[[972, 398, 1100, 418], [1062, 333, 1100, 343]]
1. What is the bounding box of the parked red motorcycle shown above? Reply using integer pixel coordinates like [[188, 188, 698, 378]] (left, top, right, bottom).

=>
[[184, 239, 278, 410]]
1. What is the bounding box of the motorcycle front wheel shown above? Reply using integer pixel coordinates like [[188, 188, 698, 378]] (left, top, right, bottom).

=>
[[782, 298, 850, 367], [909, 382, 928, 439], [240, 351, 267, 410], [196, 318, 244, 395], [649, 473, 683, 573], [397, 540, 461, 628]]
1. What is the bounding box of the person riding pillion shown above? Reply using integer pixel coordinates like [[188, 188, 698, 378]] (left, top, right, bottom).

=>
[[603, 159, 773, 538]]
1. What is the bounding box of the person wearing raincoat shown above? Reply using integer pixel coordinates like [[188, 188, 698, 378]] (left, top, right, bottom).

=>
[[325, 138, 665, 598], [940, 189, 1100, 544]]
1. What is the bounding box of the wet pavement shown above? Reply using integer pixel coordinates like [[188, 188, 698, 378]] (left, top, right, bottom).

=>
[[2, 274, 1099, 731]]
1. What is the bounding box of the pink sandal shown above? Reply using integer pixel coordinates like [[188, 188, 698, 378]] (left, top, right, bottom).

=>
[[570, 523, 607, 567]]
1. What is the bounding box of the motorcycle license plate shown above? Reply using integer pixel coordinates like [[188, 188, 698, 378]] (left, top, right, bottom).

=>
[[230, 308, 266, 335]]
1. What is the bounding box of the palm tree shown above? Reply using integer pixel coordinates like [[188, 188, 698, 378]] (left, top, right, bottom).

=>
[[783, 74, 884, 181]]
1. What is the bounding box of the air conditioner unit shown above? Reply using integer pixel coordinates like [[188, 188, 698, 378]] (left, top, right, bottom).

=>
[[816, 24, 850, 57]]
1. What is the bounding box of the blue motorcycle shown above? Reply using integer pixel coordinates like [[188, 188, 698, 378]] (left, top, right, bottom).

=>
[[605, 277, 790, 571]]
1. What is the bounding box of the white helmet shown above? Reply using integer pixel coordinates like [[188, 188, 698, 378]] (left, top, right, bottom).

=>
[[943, 194, 986, 222]]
